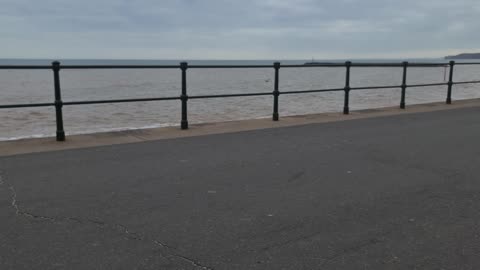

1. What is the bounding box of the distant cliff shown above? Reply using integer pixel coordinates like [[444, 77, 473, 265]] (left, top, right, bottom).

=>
[[445, 53, 480, 60]]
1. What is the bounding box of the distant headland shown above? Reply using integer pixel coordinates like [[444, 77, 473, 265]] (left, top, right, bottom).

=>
[[445, 53, 480, 60]]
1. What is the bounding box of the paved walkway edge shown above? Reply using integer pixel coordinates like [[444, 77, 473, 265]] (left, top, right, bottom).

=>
[[2, 98, 480, 157]]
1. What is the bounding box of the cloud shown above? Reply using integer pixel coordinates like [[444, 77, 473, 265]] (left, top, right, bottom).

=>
[[1, 0, 479, 59]]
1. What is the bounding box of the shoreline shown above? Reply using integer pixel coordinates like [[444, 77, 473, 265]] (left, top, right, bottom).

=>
[[1, 98, 480, 157], [0, 122, 180, 142]]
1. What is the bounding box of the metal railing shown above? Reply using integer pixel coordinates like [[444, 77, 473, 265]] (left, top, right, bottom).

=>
[[1, 60, 479, 141]]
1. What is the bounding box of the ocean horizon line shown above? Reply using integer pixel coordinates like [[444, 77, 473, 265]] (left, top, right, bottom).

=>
[[0, 57, 445, 61]]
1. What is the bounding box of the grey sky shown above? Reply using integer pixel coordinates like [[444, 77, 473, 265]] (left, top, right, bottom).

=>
[[1, 0, 479, 59]]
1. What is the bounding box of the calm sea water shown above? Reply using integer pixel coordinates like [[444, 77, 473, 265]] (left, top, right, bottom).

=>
[[1, 59, 479, 141]]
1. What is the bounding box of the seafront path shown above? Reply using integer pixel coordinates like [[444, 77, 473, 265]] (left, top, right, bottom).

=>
[[1, 100, 480, 269]]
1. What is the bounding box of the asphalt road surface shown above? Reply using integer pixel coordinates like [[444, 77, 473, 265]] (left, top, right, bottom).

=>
[[1, 106, 480, 270]]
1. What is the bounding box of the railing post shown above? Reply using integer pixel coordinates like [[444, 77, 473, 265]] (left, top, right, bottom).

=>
[[446, 61, 455, 104], [52, 61, 65, 141], [400, 61, 408, 109], [272, 62, 280, 121], [343, 61, 351, 114], [180, 62, 188, 129]]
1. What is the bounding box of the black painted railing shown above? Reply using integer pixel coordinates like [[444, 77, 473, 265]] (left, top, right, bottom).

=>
[[1, 61, 480, 141]]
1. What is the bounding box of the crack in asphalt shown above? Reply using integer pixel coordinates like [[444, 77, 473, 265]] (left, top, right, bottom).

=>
[[174, 255, 215, 270], [0, 170, 215, 270]]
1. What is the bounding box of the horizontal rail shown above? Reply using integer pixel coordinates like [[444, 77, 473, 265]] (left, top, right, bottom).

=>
[[0, 66, 51, 70], [1, 79, 476, 109], [188, 65, 274, 69], [351, 85, 401, 90], [408, 64, 449, 67], [282, 63, 449, 68], [0, 102, 54, 109], [61, 65, 180, 69], [352, 63, 448, 67], [454, 62, 480, 65], [453, 80, 480, 85], [347, 63, 403, 67], [408, 82, 449, 88], [0, 62, 463, 70], [63, 96, 179, 105], [281, 88, 345, 95], [0, 79, 476, 109], [281, 64, 346, 68], [189, 92, 272, 99]]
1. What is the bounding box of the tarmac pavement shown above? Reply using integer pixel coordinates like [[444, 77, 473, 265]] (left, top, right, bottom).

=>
[[1, 106, 480, 269]]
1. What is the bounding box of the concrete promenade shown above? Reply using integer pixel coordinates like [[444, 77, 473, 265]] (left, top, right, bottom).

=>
[[1, 104, 480, 269], [2, 98, 480, 157]]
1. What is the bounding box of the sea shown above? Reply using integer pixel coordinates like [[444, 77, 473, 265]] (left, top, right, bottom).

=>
[[1, 59, 479, 141]]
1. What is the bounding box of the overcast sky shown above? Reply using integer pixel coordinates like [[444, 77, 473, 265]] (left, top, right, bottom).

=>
[[1, 0, 479, 59]]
